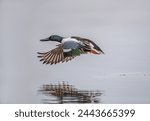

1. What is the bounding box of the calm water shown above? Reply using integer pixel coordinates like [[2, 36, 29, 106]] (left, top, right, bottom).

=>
[[38, 73, 150, 104]]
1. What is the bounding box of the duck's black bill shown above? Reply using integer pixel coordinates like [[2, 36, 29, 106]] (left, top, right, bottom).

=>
[[40, 38, 50, 42]]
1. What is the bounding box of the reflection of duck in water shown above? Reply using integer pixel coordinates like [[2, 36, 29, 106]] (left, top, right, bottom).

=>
[[37, 35, 104, 65], [41, 83, 102, 104]]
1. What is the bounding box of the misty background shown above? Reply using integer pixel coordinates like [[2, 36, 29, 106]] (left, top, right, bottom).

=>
[[0, 0, 150, 103]]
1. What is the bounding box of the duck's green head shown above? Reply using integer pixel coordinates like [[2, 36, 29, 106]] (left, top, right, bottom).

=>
[[40, 35, 63, 43], [49, 35, 63, 42]]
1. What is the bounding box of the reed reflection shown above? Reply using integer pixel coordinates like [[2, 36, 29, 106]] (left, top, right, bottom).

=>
[[39, 82, 103, 104]]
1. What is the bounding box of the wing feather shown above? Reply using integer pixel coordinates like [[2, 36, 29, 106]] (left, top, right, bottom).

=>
[[37, 43, 83, 65]]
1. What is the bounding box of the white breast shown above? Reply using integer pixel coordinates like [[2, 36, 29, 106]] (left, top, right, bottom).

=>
[[62, 37, 79, 43]]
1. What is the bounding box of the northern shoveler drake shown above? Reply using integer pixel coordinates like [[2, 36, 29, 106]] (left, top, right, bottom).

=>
[[37, 35, 104, 65]]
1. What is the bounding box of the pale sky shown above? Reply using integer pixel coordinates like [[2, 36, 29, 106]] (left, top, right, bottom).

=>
[[0, 0, 150, 103]]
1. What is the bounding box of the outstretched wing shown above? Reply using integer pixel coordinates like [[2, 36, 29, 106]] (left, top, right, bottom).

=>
[[71, 36, 92, 51], [72, 36, 104, 54], [37, 44, 82, 65], [37, 44, 64, 65]]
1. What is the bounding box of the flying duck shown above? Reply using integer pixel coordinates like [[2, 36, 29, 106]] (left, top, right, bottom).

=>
[[37, 35, 104, 65]]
